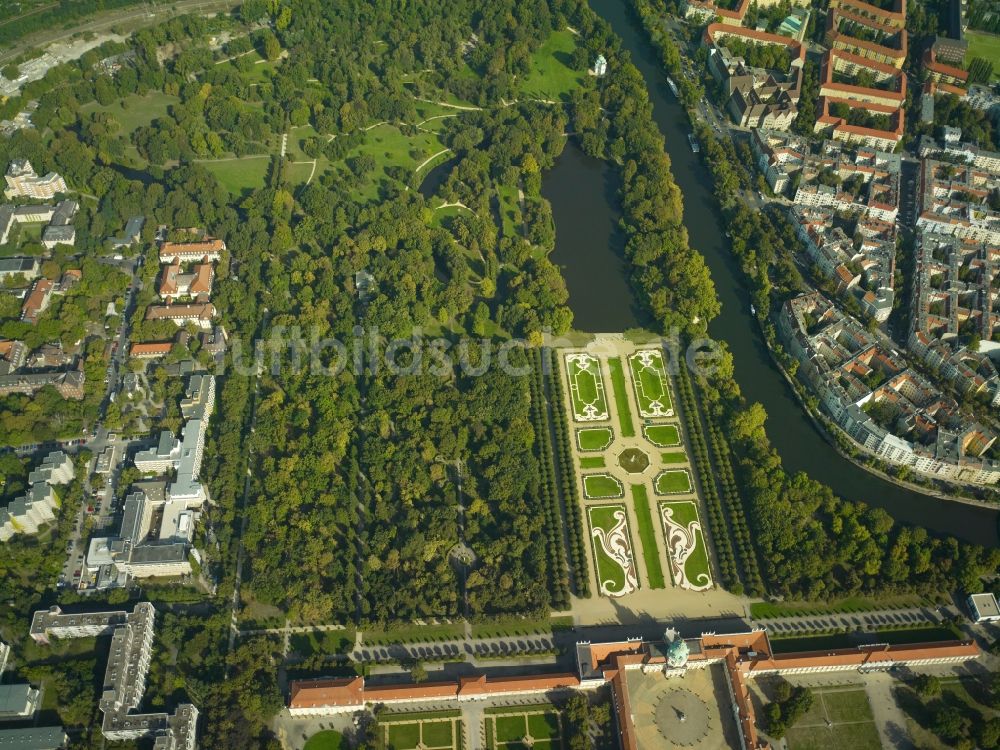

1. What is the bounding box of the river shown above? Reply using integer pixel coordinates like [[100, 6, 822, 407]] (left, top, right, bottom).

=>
[[543, 0, 999, 546]]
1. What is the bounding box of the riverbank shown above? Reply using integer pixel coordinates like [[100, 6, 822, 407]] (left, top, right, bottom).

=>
[[765, 324, 1000, 512], [593, 0, 999, 545]]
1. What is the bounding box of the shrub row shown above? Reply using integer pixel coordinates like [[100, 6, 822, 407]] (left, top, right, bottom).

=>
[[547, 349, 591, 598], [674, 363, 740, 591], [701, 397, 766, 596], [529, 349, 571, 610]]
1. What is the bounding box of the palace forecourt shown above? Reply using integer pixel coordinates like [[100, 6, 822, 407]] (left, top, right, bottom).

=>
[[288, 627, 979, 750]]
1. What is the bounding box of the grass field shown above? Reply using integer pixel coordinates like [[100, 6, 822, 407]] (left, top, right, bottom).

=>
[[583, 473, 624, 499], [364, 622, 465, 644], [520, 29, 586, 102], [565, 353, 609, 422], [588, 504, 639, 597], [486, 708, 564, 750], [630, 484, 665, 589], [199, 156, 272, 195], [606, 357, 636, 437], [496, 181, 522, 238], [965, 30, 1000, 81], [660, 452, 687, 464], [627, 349, 674, 418], [749, 594, 928, 619], [469, 616, 573, 639], [576, 427, 614, 451], [289, 628, 355, 657], [580, 456, 606, 469], [660, 500, 712, 590], [79, 91, 179, 135], [284, 160, 318, 186], [379, 713, 462, 750], [654, 469, 692, 495], [305, 730, 345, 750], [343, 122, 448, 201], [643, 424, 680, 447], [784, 688, 880, 750]]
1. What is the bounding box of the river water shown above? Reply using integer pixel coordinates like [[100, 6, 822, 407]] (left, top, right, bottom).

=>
[[543, 0, 999, 546]]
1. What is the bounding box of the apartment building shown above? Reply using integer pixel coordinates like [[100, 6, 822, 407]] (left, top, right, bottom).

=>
[[793, 211, 896, 321], [30, 603, 198, 748], [916, 159, 1000, 246], [916, 131, 1000, 172], [825, 0, 908, 69], [145, 302, 215, 329], [0, 451, 74, 542], [781, 292, 1000, 485], [3, 160, 66, 200], [41, 199, 78, 249], [86, 483, 198, 581], [924, 47, 969, 93], [0, 199, 76, 246], [158, 237, 225, 264], [909, 231, 1000, 403], [704, 25, 805, 130], [130, 341, 174, 360], [0, 256, 39, 283], [158, 260, 214, 301], [20, 278, 53, 324], [0, 727, 68, 748], [135, 374, 214, 500], [751, 128, 809, 194], [0, 367, 85, 399]]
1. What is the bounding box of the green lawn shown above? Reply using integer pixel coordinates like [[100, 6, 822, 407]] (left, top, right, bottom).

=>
[[965, 30, 1000, 81], [487, 709, 563, 749], [660, 451, 687, 464], [628, 349, 674, 418], [469, 616, 573, 639], [284, 160, 319, 186], [576, 426, 613, 451], [343, 122, 448, 201], [565, 353, 609, 422], [660, 500, 712, 590], [630, 484, 665, 589], [199, 156, 272, 195], [583, 473, 624, 499], [588, 504, 639, 597], [387, 723, 421, 749], [380, 715, 461, 750], [520, 29, 586, 102], [527, 713, 560, 740], [643, 423, 680, 447], [606, 357, 635, 437], [580, 456, 606, 469], [79, 91, 179, 135], [422, 720, 458, 748], [305, 730, 345, 750], [823, 690, 874, 724], [496, 181, 522, 239], [654, 469, 692, 495], [363, 622, 465, 644], [749, 594, 928, 619], [784, 688, 880, 750], [289, 628, 355, 657]]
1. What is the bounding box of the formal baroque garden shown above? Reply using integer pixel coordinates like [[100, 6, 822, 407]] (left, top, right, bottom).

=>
[[559, 342, 716, 597]]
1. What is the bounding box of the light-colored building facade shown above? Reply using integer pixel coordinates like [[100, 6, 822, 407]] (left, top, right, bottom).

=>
[[30, 603, 197, 748], [4, 160, 66, 199]]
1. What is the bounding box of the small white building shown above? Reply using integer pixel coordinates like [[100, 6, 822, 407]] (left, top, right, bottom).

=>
[[968, 592, 1000, 623], [592, 54, 608, 77]]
